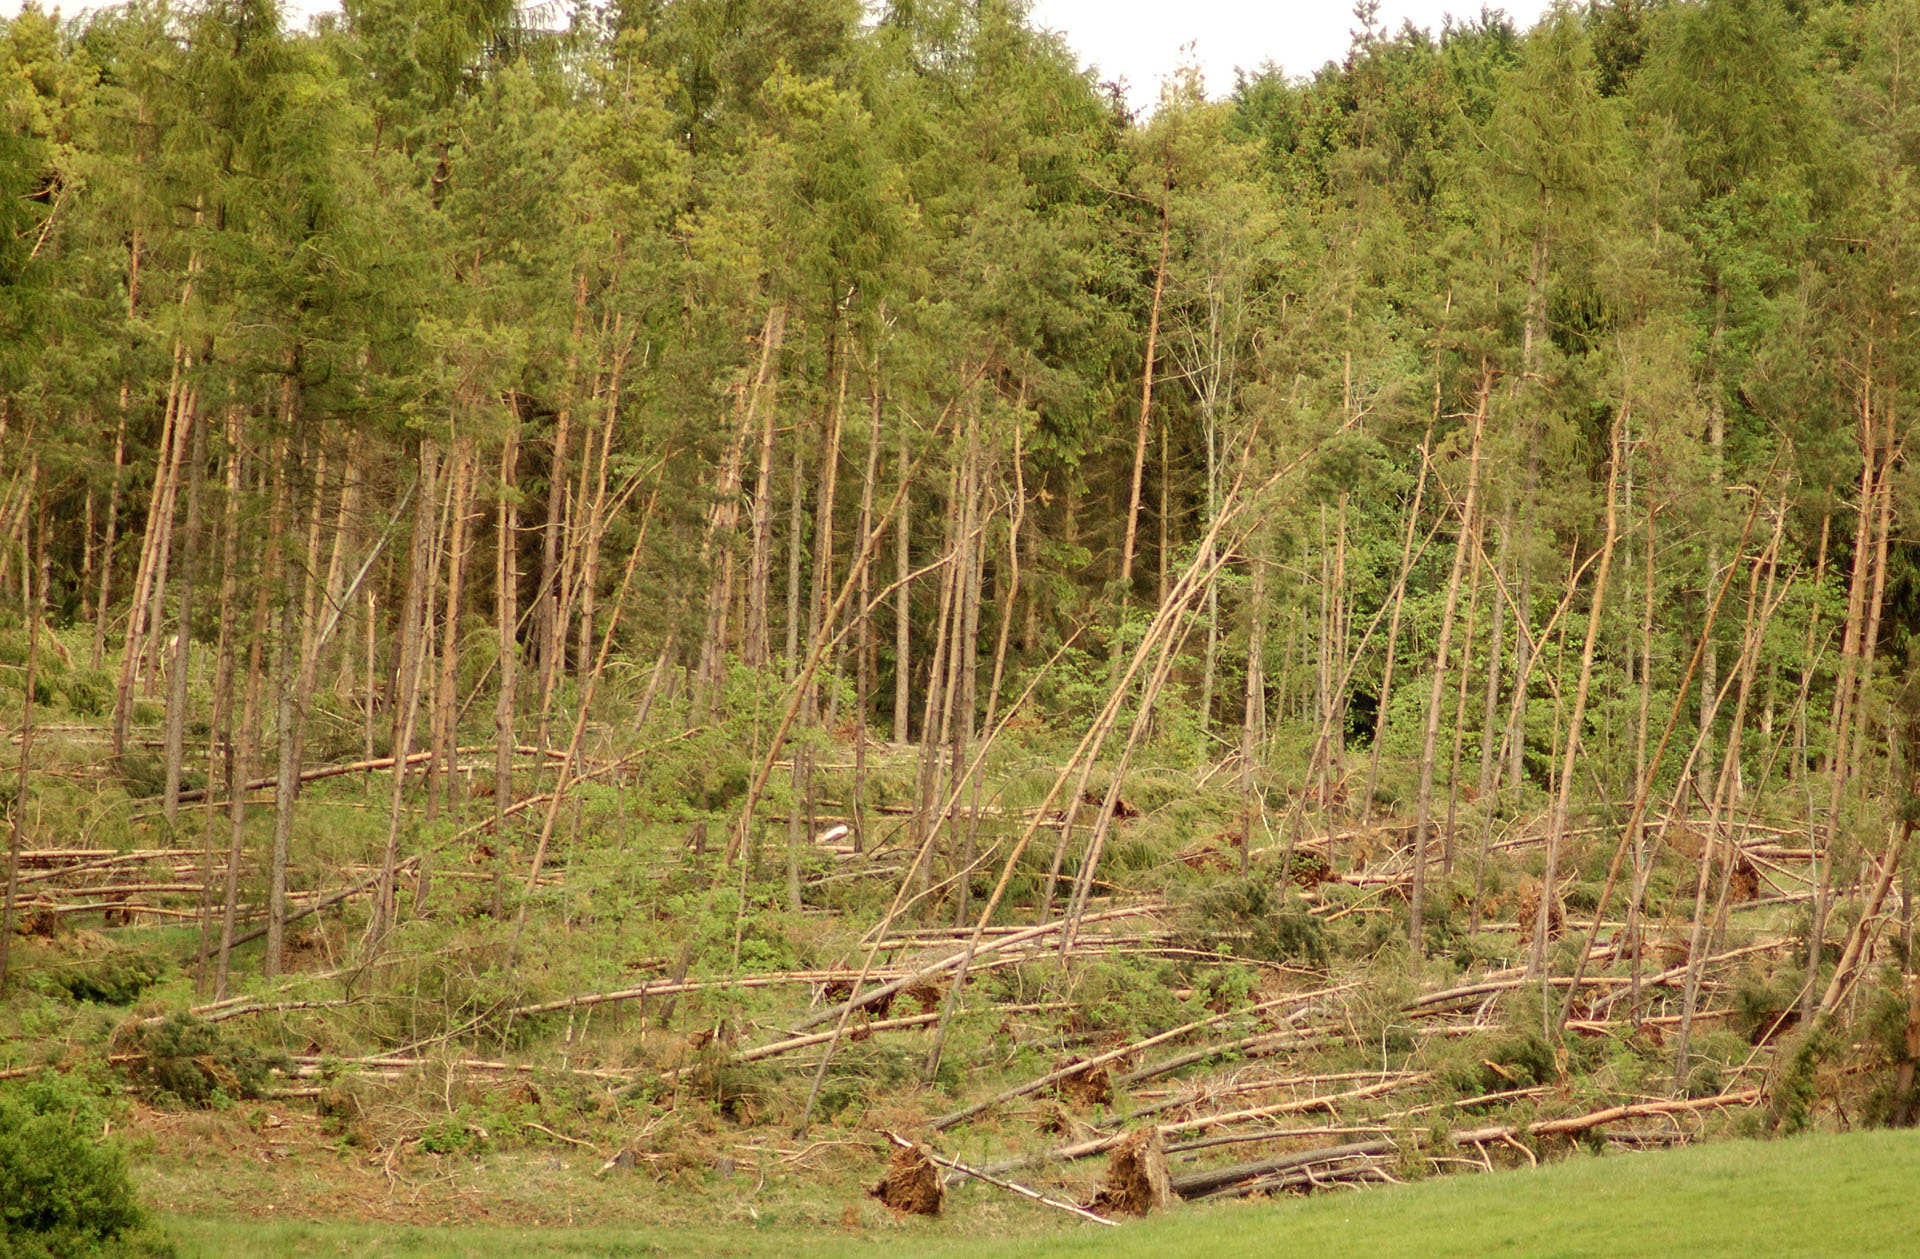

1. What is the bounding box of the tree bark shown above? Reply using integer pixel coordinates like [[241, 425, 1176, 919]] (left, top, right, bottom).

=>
[[1410, 369, 1489, 948], [1529, 404, 1624, 985], [1120, 203, 1172, 591], [495, 428, 521, 829], [0, 467, 40, 994], [162, 397, 208, 825]]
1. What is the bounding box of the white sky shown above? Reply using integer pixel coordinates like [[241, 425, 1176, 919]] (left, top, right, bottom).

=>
[[3, 0, 1558, 113], [1030, 1, 1556, 111]]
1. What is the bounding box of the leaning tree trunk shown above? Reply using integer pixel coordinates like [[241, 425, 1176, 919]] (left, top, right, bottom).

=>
[[0, 465, 41, 994], [1410, 370, 1489, 948], [1120, 201, 1172, 593], [162, 399, 208, 825]]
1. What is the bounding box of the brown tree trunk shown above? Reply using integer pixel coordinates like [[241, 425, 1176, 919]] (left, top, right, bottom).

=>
[[112, 364, 183, 757], [495, 428, 520, 828], [537, 272, 591, 749], [1120, 204, 1172, 591], [893, 423, 912, 743], [433, 440, 476, 818], [1240, 529, 1270, 876], [162, 399, 208, 825], [854, 367, 882, 850], [369, 442, 440, 952], [194, 415, 243, 993], [0, 466, 40, 994], [266, 419, 328, 978], [745, 320, 784, 672], [1365, 424, 1436, 813], [1410, 370, 1489, 947], [1528, 404, 1623, 986], [91, 404, 128, 671], [1807, 370, 1889, 1017], [216, 498, 272, 1000]]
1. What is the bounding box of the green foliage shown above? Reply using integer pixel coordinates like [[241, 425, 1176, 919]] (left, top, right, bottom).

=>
[[1730, 963, 1804, 1044], [1175, 874, 1329, 968], [56, 670, 109, 718], [31, 954, 163, 1007], [1771, 1022, 1838, 1135], [1440, 1028, 1557, 1096], [117, 1015, 279, 1110], [0, 1073, 163, 1259]]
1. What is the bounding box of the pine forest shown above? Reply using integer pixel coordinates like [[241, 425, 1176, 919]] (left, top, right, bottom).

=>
[[3, 0, 1920, 1247]]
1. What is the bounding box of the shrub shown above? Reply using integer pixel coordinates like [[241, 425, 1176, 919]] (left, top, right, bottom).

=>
[[0, 1074, 163, 1258], [35, 955, 164, 1007], [1443, 1029, 1558, 1095], [118, 1015, 279, 1108], [1175, 875, 1329, 967], [58, 671, 110, 718]]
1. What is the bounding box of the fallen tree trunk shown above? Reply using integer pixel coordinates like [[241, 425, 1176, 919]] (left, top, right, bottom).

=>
[[886, 1131, 1114, 1227], [1170, 1088, 1762, 1201], [929, 987, 1344, 1132]]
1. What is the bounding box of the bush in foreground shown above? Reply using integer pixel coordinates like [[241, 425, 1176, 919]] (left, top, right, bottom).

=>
[[0, 1073, 170, 1258]]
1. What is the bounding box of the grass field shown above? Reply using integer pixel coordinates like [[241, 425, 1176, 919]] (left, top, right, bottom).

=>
[[162, 1127, 1920, 1257]]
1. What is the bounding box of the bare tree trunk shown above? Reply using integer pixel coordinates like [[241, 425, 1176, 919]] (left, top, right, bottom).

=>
[[142, 363, 198, 694], [1330, 492, 1349, 794], [1410, 370, 1489, 948], [1528, 405, 1624, 988], [1794, 508, 1832, 786], [577, 328, 628, 680], [163, 399, 208, 825], [537, 273, 590, 749], [1156, 424, 1171, 607], [908, 464, 963, 900], [1241, 529, 1270, 876], [745, 318, 784, 672], [216, 492, 272, 1000], [1443, 531, 1482, 875], [417, 448, 449, 821], [1365, 423, 1436, 813], [112, 366, 183, 757], [369, 442, 439, 952], [434, 440, 476, 818], [1807, 374, 1888, 1019], [854, 368, 882, 850], [1625, 500, 1659, 1010], [495, 428, 520, 828], [1467, 514, 1512, 935], [0, 465, 40, 994], [266, 420, 327, 979], [1120, 204, 1172, 592], [810, 364, 846, 662], [948, 410, 984, 925], [91, 404, 128, 671], [1674, 508, 1783, 1084], [893, 424, 913, 743], [782, 436, 807, 682], [194, 415, 243, 993]]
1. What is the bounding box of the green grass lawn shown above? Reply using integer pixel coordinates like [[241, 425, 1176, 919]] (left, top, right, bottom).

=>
[[163, 1128, 1920, 1258]]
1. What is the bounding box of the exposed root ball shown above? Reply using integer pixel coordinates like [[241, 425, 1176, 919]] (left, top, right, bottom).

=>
[[1517, 877, 1566, 941], [870, 1141, 942, 1215], [1089, 1126, 1172, 1216], [1054, 1057, 1113, 1107]]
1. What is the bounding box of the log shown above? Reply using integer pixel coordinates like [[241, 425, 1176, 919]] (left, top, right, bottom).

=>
[[886, 1132, 1113, 1227], [1167, 1088, 1761, 1201], [929, 988, 1341, 1132], [1171, 1138, 1396, 1199]]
